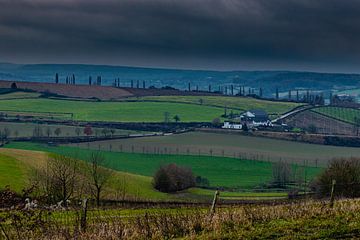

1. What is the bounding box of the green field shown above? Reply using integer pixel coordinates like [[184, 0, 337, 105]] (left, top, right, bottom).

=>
[[4, 142, 322, 190], [0, 98, 230, 122], [70, 131, 360, 166], [0, 147, 170, 200], [0, 94, 302, 122], [312, 106, 360, 124], [129, 95, 302, 115], [0, 153, 28, 192]]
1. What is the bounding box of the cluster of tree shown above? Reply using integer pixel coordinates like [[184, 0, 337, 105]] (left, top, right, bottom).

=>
[[312, 158, 360, 198], [153, 163, 195, 193], [34, 152, 112, 206]]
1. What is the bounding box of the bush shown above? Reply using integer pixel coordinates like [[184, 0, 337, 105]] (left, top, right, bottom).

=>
[[312, 158, 360, 198], [153, 164, 195, 193]]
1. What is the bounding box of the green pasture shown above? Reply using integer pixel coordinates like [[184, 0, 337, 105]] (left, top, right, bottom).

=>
[[129, 95, 302, 115], [5, 142, 322, 190], [0, 98, 228, 122], [312, 106, 360, 124], [0, 154, 28, 192]]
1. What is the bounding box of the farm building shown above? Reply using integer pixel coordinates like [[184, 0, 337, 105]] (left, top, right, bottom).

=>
[[238, 109, 273, 127], [222, 121, 242, 129]]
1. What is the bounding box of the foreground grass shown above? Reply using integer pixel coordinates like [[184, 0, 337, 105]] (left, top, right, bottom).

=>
[[312, 106, 360, 124], [129, 95, 302, 115], [5, 142, 322, 189], [2, 199, 360, 239]]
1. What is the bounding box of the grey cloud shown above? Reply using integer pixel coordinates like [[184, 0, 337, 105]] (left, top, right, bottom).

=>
[[0, 0, 360, 71]]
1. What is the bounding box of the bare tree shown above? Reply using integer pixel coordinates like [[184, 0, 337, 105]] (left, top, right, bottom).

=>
[[354, 117, 360, 136], [54, 127, 62, 137], [33, 126, 43, 138], [164, 112, 170, 123], [46, 127, 52, 137], [75, 127, 81, 137], [37, 155, 79, 206], [87, 152, 112, 206], [3, 127, 10, 140], [272, 161, 292, 188], [14, 130, 19, 138]]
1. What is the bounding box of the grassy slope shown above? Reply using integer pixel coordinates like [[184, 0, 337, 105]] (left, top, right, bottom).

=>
[[0, 98, 227, 122], [312, 106, 360, 124], [0, 148, 169, 200], [5, 142, 322, 189], [0, 154, 28, 192], [130, 95, 302, 115], [0, 91, 41, 100]]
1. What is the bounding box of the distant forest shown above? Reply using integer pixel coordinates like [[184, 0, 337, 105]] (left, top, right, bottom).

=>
[[1, 63, 360, 97]]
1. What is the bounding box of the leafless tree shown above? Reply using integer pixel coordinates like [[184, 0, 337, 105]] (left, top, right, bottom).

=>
[[3, 127, 10, 140], [33, 126, 43, 138], [37, 155, 79, 206], [54, 127, 62, 137], [272, 161, 292, 188], [46, 127, 52, 137], [75, 127, 81, 137], [87, 152, 112, 206]]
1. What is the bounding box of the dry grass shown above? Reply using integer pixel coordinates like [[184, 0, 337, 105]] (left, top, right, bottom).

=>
[[0, 148, 48, 171], [2, 198, 360, 239]]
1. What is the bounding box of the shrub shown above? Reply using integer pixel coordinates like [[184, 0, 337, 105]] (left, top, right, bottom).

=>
[[153, 164, 195, 193], [312, 157, 360, 198]]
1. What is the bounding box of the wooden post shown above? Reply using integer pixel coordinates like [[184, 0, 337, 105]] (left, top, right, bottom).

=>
[[210, 190, 220, 215], [330, 179, 336, 208], [80, 198, 88, 232]]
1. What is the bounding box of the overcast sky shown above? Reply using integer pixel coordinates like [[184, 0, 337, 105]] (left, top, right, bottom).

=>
[[1, 0, 360, 72]]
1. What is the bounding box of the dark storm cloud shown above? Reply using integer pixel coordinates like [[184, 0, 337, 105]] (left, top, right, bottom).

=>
[[1, 0, 360, 71]]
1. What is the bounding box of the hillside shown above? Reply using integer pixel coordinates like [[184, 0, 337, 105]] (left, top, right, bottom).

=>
[[130, 95, 302, 115], [312, 106, 360, 125], [5, 142, 322, 190], [0, 93, 300, 122], [0, 148, 169, 200], [1, 63, 360, 95]]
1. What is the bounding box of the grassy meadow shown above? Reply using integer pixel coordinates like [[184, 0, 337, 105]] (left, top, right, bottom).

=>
[[0, 93, 302, 122], [128, 95, 302, 115], [0, 98, 228, 122], [4, 142, 322, 190], [312, 106, 360, 124]]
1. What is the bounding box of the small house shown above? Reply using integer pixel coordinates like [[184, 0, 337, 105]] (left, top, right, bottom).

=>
[[239, 109, 272, 127]]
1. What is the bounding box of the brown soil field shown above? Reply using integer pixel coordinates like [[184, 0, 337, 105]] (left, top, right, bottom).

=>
[[0, 80, 134, 100], [285, 110, 356, 135], [0, 80, 222, 100]]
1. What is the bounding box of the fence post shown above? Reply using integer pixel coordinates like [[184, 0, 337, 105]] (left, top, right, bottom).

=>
[[210, 190, 220, 216], [80, 198, 88, 232], [329, 179, 336, 208]]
